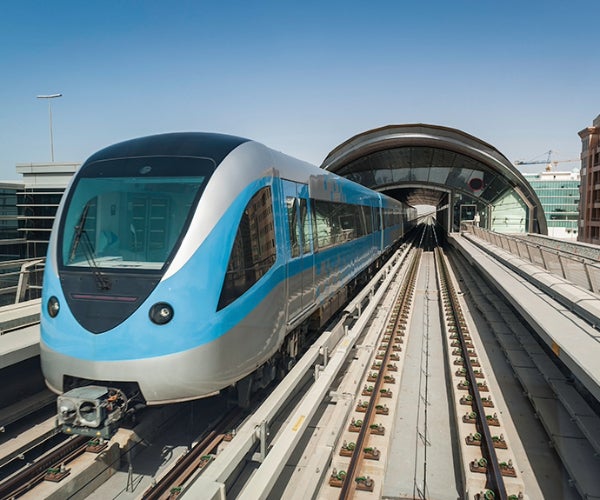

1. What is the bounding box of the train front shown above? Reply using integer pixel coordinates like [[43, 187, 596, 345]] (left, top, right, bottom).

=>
[[40, 134, 249, 437]]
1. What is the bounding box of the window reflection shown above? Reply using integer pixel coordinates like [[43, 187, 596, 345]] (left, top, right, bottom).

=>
[[218, 187, 276, 310]]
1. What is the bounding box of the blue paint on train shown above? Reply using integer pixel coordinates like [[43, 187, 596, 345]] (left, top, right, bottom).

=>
[[40, 133, 414, 404]]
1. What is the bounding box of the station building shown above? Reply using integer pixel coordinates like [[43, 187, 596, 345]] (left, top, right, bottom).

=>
[[322, 124, 547, 235]]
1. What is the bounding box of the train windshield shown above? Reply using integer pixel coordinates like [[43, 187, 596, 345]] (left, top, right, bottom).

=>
[[60, 157, 214, 271]]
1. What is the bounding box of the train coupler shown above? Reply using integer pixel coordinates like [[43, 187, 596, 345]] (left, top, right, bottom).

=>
[[57, 385, 128, 439]]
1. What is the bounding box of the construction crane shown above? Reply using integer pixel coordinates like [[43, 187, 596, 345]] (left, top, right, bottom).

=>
[[514, 150, 580, 171]]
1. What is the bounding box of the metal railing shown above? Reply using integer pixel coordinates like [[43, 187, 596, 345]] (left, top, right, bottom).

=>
[[0, 258, 45, 305], [463, 225, 600, 294]]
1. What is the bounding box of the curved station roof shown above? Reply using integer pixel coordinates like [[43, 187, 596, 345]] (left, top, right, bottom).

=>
[[322, 124, 547, 234]]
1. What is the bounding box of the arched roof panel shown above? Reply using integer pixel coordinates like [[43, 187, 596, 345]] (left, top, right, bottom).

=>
[[322, 124, 547, 234]]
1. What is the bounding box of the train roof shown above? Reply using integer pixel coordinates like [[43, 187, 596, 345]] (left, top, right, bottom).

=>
[[84, 132, 250, 165]]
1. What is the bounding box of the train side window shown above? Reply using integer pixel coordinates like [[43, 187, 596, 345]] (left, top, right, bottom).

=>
[[339, 209, 354, 240], [286, 196, 301, 258], [339, 204, 365, 240], [313, 201, 374, 247], [314, 200, 336, 249], [217, 187, 276, 311]]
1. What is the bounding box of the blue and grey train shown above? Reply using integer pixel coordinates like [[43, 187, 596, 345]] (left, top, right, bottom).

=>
[[40, 132, 414, 436]]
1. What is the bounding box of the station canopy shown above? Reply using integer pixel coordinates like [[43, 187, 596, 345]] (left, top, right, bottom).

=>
[[321, 124, 547, 234]]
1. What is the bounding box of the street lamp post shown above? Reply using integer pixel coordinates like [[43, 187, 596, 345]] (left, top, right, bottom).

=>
[[37, 93, 62, 162]]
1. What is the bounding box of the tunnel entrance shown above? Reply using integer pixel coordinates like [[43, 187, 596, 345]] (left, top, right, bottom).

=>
[[321, 124, 547, 235]]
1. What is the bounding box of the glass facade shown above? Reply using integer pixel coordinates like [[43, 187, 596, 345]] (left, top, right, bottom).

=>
[[323, 125, 548, 235], [490, 190, 528, 234], [0, 186, 21, 261], [339, 147, 517, 207], [523, 172, 580, 239], [18, 187, 66, 258]]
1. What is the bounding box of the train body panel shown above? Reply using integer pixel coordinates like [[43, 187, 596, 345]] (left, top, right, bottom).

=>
[[41, 132, 411, 407], [42, 276, 289, 403]]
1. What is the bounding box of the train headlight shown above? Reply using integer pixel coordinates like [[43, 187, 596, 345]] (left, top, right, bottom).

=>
[[149, 302, 174, 325], [47, 296, 60, 317]]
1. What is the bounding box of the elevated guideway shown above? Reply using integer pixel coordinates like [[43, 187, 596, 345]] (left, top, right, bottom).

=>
[[3, 228, 600, 498], [2, 122, 598, 497], [449, 230, 600, 498], [0, 300, 40, 369], [451, 230, 600, 403]]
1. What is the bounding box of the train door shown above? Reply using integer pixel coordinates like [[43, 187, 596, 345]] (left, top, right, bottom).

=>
[[283, 181, 315, 323]]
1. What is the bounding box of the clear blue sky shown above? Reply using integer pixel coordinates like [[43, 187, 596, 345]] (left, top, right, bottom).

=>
[[1, 0, 597, 179]]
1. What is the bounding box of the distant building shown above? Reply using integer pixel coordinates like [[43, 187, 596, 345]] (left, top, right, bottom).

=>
[[0, 163, 77, 304], [0, 163, 78, 261], [0, 182, 24, 261], [578, 115, 600, 244], [16, 163, 78, 258], [523, 170, 580, 240]]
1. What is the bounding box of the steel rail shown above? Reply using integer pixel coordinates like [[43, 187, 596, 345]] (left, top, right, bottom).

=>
[[435, 247, 508, 500], [338, 243, 422, 499], [142, 430, 221, 500], [142, 408, 243, 500], [0, 434, 88, 500]]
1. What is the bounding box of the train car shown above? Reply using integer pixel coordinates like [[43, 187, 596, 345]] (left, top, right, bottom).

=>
[[40, 132, 410, 437]]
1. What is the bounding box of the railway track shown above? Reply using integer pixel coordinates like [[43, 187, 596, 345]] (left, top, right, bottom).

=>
[[140, 407, 242, 500], [0, 434, 89, 500], [0, 393, 68, 492], [325, 232, 424, 498], [323, 224, 527, 499], [0, 425, 67, 482], [335, 245, 421, 498], [9, 223, 590, 498], [449, 242, 600, 499], [435, 246, 521, 499], [0, 401, 227, 499]]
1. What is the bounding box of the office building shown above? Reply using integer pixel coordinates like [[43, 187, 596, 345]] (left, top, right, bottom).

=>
[[523, 170, 580, 240]]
